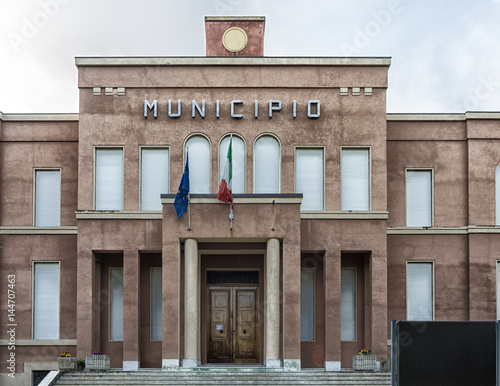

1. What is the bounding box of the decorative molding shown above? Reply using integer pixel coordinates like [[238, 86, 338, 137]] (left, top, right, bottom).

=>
[[205, 16, 266, 22], [387, 227, 468, 235], [301, 211, 389, 220], [0, 339, 77, 346], [0, 226, 77, 235], [0, 113, 79, 121], [387, 113, 466, 121], [75, 211, 162, 220], [468, 226, 500, 234], [466, 112, 500, 120], [75, 56, 392, 67], [161, 194, 303, 205]]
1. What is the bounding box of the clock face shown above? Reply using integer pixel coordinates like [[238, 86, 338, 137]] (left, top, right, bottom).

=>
[[222, 27, 248, 53]]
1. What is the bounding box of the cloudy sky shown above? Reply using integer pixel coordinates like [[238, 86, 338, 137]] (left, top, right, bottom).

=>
[[1, 0, 499, 114]]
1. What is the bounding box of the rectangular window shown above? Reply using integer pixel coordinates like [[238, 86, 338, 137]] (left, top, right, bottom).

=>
[[141, 148, 169, 210], [33, 262, 60, 339], [110, 268, 124, 341], [95, 148, 124, 210], [407, 262, 433, 321], [341, 148, 370, 210], [151, 268, 162, 341], [295, 148, 324, 210], [35, 170, 61, 226], [341, 269, 356, 341], [497, 262, 500, 319], [300, 268, 315, 341], [406, 170, 432, 227]]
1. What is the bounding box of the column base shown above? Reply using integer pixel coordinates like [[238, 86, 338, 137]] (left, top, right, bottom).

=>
[[162, 359, 179, 370], [325, 361, 341, 372], [123, 361, 139, 371], [182, 359, 198, 368], [283, 359, 300, 371], [265, 359, 281, 368]]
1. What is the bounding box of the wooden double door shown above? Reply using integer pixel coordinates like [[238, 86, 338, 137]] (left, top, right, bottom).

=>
[[207, 286, 259, 363]]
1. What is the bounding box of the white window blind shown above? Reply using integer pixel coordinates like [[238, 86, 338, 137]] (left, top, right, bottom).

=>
[[300, 268, 314, 341], [35, 170, 61, 226], [186, 136, 210, 194], [220, 135, 245, 194], [151, 268, 162, 341], [407, 262, 433, 321], [406, 170, 432, 227], [341, 148, 370, 210], [141, 148, 169, 210], [497, 262, 500, 319], [496, 166, 500, 225], [110, 268, 124, 341], [295, 148, 324, 210], [34, 262, 59, 339], [254, 136, 280, 193], [341, 269, 356, 341], [95, 149, 123, 210]]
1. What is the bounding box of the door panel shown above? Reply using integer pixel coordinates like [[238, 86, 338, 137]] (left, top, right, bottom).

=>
[[234, 289, 259, 362], [207, 287, 259, 363], [208, 289, 231, 362]]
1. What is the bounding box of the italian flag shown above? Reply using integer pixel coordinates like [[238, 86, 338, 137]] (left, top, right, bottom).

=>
[[217, 135, 233, 204]]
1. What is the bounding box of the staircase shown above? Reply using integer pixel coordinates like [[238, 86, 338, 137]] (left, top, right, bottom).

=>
[[52, 369, 391, 385]]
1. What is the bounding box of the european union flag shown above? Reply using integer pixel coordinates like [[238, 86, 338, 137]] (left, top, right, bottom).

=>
[[174, 154, 189, 218]]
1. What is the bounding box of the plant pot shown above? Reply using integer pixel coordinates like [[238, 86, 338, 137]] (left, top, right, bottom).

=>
[[380, 359, 391, 372], [85, 354, 110, 370], [58, 357, 76, 372], [352, 354, 377, 371]]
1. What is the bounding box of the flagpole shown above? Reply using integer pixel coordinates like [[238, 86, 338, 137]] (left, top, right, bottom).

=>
[[188, 192, 191, 231], [229, 134, 233, 231]]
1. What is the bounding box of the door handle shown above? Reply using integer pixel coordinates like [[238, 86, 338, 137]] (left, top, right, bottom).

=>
[[243, 329, 247, 334]]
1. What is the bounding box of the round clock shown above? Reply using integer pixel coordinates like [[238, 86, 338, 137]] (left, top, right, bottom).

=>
[[222, 27, 248, 53]]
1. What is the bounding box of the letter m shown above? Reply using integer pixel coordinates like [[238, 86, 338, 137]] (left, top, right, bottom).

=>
[[144, 100, 158, 118]]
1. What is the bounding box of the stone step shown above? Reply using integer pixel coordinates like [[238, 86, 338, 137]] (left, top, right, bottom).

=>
[[53, 371, 391, 386]]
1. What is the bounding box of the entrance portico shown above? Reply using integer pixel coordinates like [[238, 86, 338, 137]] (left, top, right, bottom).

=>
[[161, 194, 303, 370]]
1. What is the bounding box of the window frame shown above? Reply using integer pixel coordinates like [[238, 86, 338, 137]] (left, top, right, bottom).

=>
[[405, 168, 434, 227], [150, 267, 162, 341], [495, 164, 500, 225], [139, 146, 170, 211], [340, 146, 371, 211], [294, 146, 326, 211], [340, 267, 357, 342], [33, 168, 62, 227], [109, 267, 124, 341], [253, 133, 282, 194], [218, 133, 246, 194], [32, 261, 60, 339], [94, 146, 125, 211], [300, 267, 316, 341], [406, 261, 435, 321], [184, 134, 211, 194]]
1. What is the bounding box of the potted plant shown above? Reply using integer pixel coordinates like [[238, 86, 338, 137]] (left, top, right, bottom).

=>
[[85, 351, 110, 370], [380, 357, 391, 372], [353, 348, 376, 371], [58, 351, 76, 372]]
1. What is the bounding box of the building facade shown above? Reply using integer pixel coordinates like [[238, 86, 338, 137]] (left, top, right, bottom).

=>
[[2, 16, 500, 385]]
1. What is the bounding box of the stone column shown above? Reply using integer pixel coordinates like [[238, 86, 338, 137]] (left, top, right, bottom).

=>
[[265, 238, 281, 367], [324, 249, 341, 371], [183, 238, 199, 367], [123, 250, 140, 370], [76, 249, 95, 359]]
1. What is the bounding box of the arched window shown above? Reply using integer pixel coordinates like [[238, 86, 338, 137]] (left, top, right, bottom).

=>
[[254, 135, 280, 193], [496, 165, 500, 225], [185, 135, 210, 194], [219, 135, 245, 194]]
